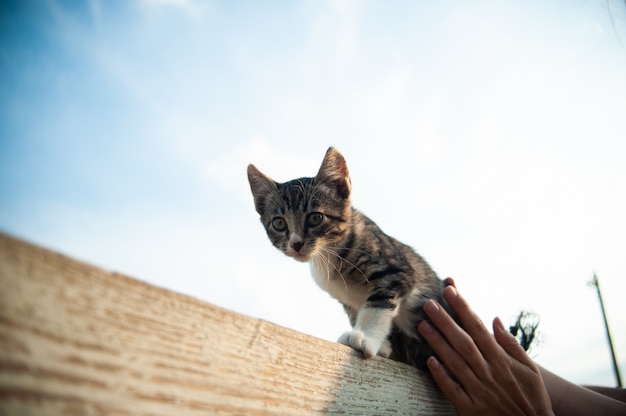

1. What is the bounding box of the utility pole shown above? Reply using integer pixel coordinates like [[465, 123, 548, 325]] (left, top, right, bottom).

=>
[[589, 274, 623, 387]]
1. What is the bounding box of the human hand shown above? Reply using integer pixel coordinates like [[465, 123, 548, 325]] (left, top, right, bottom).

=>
[[418, 281, 554, 416]]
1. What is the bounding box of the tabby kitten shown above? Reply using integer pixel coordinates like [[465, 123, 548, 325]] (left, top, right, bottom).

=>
[[247, 147, 454, 369]]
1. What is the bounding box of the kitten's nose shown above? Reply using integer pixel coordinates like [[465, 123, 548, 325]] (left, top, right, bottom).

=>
[[289, 233, 304, 252], [291, 241, 304, 252]]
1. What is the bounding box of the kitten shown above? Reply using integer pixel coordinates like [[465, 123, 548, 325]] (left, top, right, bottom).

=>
[[247, 147, 454, 369]]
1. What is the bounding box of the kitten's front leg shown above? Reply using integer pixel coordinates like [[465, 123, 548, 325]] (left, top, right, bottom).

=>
[[338, 307, 395, 358]]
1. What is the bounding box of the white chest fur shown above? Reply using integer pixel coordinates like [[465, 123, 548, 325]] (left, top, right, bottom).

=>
[[309, 260, 368, 310]]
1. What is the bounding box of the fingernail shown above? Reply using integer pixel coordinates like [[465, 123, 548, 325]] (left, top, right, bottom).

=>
[[419, 320, 434, 335], [444, 285, 458, 300], [425, 299, 440, 315], [428, 356, 440, 370], [494, 317, 507, 335]]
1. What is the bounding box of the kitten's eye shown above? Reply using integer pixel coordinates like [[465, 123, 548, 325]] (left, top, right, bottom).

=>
[[271, 217, 287, 232], [306, 212, 324, 227]]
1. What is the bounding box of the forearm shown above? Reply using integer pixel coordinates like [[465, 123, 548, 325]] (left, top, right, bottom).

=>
[[583, 385, 626, 403], [539, 365, 626, 415]]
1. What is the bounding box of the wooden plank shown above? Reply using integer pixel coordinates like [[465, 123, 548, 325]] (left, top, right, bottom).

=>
[[0, 233, 455, 415]]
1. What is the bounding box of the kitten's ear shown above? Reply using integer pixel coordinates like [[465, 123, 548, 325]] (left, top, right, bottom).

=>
[[316, 147, 351, 200], [247, 164, 277, 215]]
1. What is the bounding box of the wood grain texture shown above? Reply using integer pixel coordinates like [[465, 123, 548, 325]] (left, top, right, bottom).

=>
[[0, 233, 455, 415]]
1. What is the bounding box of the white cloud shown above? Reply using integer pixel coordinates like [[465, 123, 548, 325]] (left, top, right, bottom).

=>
[[204, 137, 323, 200], [137, 0, 209, 20]]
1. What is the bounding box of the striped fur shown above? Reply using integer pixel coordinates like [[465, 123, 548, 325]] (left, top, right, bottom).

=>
[[247, 147, 454, 369]]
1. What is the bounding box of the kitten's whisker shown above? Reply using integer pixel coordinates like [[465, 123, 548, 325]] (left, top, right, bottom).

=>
[[317, 247, 357, 293], [321, 246, 370, 284], [314, 250, 334, 285], [325, 243, 375, 259], [314, 249, 347, 292]]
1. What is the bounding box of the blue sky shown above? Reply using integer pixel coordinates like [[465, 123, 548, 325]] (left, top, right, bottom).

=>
[[2, 0, 626, 386]]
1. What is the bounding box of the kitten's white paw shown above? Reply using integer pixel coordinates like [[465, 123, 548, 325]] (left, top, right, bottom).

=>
[[338, 330, 382, 359], [377, 339, 392, 358]]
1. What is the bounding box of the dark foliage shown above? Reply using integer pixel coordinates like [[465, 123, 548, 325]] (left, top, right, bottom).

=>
[[509, 311, 540, 353]]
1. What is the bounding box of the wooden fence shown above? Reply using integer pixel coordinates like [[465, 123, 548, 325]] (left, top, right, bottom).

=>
[[0, 233, 455, 415]]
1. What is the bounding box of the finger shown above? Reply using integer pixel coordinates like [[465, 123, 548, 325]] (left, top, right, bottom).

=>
[[443, 286, 501, 361], [493, 317, 535, 367], [419, 320, 481, 390], [422, 300, 489, 380], [443, 277, 456, 288], [426, 356, 473, 410]]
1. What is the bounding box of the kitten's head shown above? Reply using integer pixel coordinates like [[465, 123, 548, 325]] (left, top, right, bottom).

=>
[[247, 147, 352, 262]]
